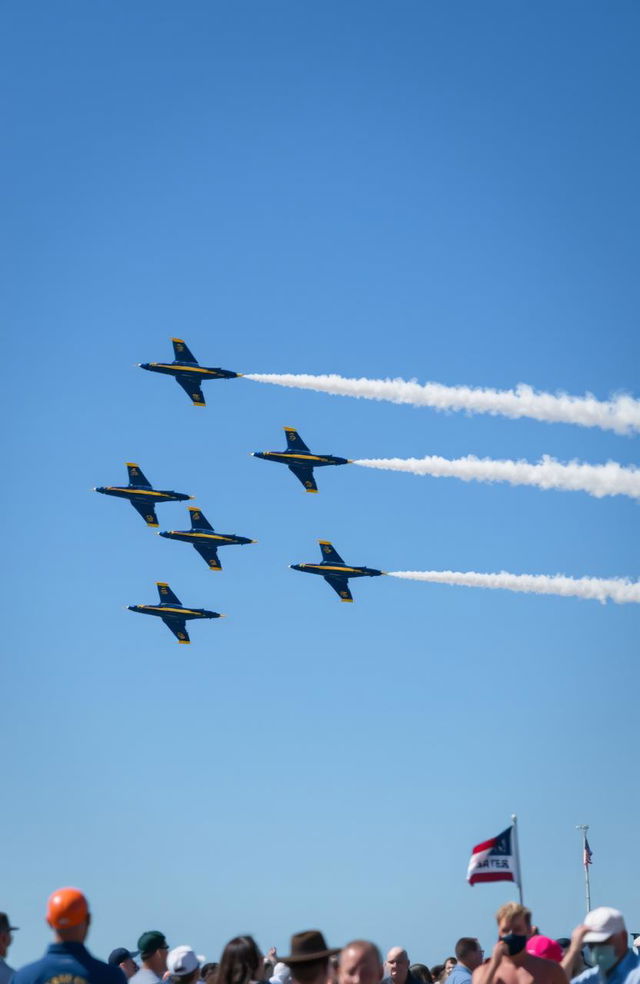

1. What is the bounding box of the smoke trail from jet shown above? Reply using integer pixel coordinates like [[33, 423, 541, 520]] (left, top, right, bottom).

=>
[[388, 570, 640, 604], [353, 454, 640, 500], [245, 373, 640, 435]]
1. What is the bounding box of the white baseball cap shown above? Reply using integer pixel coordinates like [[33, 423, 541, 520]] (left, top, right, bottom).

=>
[[167, 947, 200, 977], [583, 908, 626, 944]]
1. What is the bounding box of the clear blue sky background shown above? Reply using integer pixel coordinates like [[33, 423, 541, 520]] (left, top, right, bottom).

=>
[[2, 0, 639, 970]]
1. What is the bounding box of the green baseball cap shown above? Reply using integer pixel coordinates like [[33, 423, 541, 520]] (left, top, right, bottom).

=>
[[138, 931, 169, 958]]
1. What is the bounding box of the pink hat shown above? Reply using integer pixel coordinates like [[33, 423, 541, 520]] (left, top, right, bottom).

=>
[[526, 937, 563, 963]]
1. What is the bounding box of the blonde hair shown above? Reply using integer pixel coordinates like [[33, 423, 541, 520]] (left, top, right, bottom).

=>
[[495, 902, 532, 928]]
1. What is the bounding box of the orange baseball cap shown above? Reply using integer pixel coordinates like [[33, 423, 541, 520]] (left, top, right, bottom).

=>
[[46, 888, 89, 929]]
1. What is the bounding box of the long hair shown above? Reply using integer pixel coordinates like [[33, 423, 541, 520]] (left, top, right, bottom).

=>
[[217, 937, 262, 984]]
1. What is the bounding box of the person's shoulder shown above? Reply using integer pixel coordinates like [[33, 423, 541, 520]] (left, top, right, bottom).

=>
[[570, 967, 598, 984], [11, 957, 50, 984], [472, 962, 490, 984], [94, 962, 126, 984]]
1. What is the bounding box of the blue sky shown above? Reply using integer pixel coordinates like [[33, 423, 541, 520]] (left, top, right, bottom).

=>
[[2, 0, 639, 970]]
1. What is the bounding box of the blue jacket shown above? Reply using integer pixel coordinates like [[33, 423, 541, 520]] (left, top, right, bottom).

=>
[[12, 943, 126, 984]]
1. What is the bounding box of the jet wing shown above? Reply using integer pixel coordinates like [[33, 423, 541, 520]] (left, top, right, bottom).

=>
[[131, 499, 159, 527], [176, 373, 205, 406], [193, 543, 222, 571], [161, 616, 190, 643], [156, 582, 182, 605], [172, 337, 198, 364], [288, 464, 318, 493], [318, 540, 345, 564], [323, 575, 353, 603], [127, 462, 152, 487], [284, 427, 311, 452]]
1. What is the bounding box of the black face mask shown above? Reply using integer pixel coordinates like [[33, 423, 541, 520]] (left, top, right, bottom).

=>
[[500, 935, 528, 956]]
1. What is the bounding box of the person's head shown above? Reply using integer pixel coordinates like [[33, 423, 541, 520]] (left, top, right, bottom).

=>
[[386, 949, 409, 984], [167, 946, 202, 984], [108, 948, 140, 979], [46, 888, 90, 943], [583, 908, 629, 973], [443, 961, 456, 977], [554, 940, 570, 957], [429, 967, 443, 983], [138, 931, 170, 976], [525, 938, 562, 963], [217, 936, 263, 984], [0, 915, 18, 959], [270, 964, 291, 984], [408, 965, 432, 984], [202, 964, 218, 982], [409, 964, 433, 984], [454, 939, 483, 972], [339, 941, 383, 984], [495, 903, 532, 940], [283, 931, 340, 984]]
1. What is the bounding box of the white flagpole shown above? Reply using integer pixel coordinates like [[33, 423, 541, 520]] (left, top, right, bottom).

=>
[[511, 813, 524, 904], [577, 824, 592, 914]]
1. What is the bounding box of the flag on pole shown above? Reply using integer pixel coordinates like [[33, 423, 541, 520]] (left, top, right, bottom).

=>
[[583, 837, 593, 866], [467, 825, 520, 886]]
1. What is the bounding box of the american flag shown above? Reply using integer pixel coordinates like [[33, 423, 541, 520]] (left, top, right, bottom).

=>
[[583, 837, 593, 866]]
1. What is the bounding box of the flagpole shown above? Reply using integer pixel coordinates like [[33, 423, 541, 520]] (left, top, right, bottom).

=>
[[511, 814, 524, 904], [577, 824, 592, 914]]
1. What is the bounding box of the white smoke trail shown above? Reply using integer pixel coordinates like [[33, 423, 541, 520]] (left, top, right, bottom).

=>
[[245, 373, 640, 435], [353, 454, 640, 500], [388, 570, 640, 605]]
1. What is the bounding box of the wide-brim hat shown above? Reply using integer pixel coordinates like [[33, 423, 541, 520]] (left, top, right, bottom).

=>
[[280, 931, 340, 965]]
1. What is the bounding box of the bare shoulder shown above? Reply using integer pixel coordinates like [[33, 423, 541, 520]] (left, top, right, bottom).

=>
[[520, 956, 567, 984], [473, 962, 490, 984], [551, 961, 569, 984]]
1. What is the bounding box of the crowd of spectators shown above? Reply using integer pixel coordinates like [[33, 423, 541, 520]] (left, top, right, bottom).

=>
[[1, 890, 639, 984]]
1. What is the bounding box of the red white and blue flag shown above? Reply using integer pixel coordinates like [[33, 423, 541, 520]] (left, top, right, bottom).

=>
[[467, 825, 520, 886], [583, 837, 593, 867]]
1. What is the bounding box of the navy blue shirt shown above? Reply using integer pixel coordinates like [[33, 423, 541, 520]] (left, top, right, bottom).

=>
[[12, 943, 126, 984]]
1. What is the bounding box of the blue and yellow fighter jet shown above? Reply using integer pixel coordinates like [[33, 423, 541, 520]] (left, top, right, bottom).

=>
[[139, 338, 242, 406], [94, 463, 192, 527], [128, 582, 223, 643], [251, 427, 351, 493], [158, 507, 256, 571], [290, 540, 386, 602]]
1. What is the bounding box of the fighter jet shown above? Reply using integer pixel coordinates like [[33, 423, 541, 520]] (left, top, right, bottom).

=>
[[290, 540, 386, 602], [252, 427, 351, 493], [158, 507, 256, 571], [128, 582, 223, 643], [138, 338, 242, 406], [94, 463, 192, 527]]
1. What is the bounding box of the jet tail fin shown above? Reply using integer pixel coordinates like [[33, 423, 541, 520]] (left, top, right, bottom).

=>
[[284, 427, 310, 452], [127, 462, 151, 488], [156, 582, 182, 606], [189, 507, 213, 531], [172, 338, 198, 363], [318, 540, 345, 565]]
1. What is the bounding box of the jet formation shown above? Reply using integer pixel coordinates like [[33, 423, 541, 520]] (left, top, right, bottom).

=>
[[94, 463, 192, 527], [139, 338, 242, 406], [290, 540, 385, 602], [252, 427, 351, 492], [159, 507, 256, 571], [98, 340, 384, 641], [128, 582, 223, 643]]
